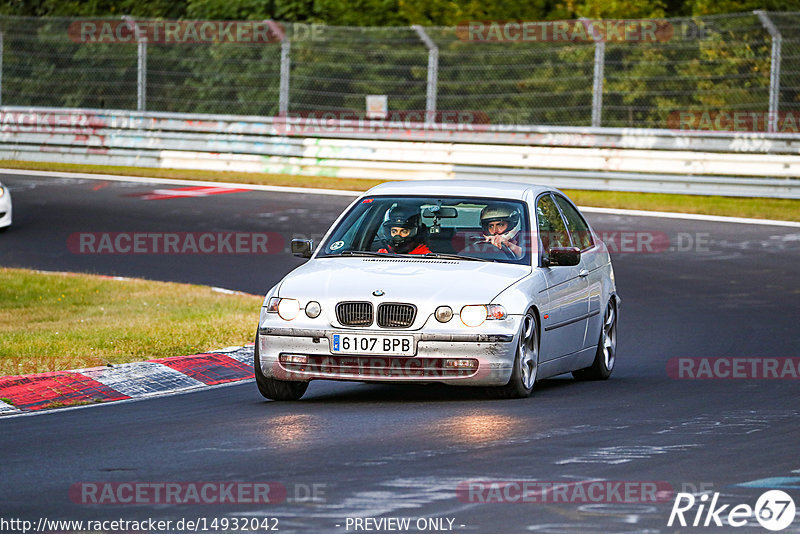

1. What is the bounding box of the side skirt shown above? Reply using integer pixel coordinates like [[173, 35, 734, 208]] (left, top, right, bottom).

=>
[[538, 346, 596, 380]]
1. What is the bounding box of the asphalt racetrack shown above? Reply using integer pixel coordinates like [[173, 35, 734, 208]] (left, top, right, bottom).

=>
[[0, 173, 798, 533]]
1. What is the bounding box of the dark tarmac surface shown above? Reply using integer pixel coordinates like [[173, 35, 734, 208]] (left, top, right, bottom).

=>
[[1, 173, 798, 533]]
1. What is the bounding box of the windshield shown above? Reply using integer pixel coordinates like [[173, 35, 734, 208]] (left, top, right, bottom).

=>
[[317, 196, 533, 265]]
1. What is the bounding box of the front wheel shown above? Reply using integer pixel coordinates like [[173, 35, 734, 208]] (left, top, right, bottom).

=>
[[573, 299, 617, 381], [254, 333, 309, 401], [491, 311, 538, 399]]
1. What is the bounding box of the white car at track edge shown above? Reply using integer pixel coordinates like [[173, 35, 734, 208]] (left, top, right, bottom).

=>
[[0, 181, 12, 230]]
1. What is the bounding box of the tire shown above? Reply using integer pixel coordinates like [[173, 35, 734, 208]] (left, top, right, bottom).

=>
[[491, 311, 539, 399], [573, 299, 617, 381], [253, 333, 309, 401]]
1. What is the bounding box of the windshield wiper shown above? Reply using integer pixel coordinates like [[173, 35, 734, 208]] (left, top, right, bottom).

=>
[[337, 250, 492, 262], [338, 250, 406, 258], [423, 253, 492, 262]]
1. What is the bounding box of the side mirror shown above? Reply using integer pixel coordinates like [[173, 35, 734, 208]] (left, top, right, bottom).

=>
[[291, 239, 314, 258], [546, 247, 581, 267]]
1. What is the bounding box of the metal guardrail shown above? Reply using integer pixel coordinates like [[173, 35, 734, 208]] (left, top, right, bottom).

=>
[[0, 107, 799, 198]]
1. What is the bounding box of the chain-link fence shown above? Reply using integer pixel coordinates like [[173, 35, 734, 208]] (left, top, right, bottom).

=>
[[0, 12, 797, 131]]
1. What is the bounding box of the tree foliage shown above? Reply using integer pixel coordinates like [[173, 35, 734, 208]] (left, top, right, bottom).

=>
[[0, 1, 797, 130], [4, 0, 800, 23]]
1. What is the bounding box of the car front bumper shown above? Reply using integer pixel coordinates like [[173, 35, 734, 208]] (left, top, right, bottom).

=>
[[257, 325, 520, 386]]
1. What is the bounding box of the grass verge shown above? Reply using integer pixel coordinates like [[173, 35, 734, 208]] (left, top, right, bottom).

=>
[[0, 159, 381, 192], [0, 268, 262, 376], [1, 159, 798, 222]]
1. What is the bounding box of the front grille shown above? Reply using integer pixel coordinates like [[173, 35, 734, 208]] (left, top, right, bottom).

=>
[[377, 303, 416, 328], [336, 301, 373, 327]]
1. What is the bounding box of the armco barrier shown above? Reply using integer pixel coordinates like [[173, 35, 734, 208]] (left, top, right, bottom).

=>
[[0, 107, 799, 198]]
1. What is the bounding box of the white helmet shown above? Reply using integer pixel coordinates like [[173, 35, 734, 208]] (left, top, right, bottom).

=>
[[480, 204, 521, 240]]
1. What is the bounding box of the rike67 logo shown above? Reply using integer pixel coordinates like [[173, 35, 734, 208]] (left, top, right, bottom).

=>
[[669, 490, 796, 531]]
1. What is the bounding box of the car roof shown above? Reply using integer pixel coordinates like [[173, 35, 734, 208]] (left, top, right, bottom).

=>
[[362, 180, 556, 201]]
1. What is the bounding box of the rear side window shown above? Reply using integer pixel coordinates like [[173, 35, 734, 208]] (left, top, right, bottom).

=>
[[554, 195, 594, 250]]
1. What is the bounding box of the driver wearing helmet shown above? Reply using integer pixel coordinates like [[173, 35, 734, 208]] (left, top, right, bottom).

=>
[[480, 204, 523, 258], [377, 205, 431, 255]]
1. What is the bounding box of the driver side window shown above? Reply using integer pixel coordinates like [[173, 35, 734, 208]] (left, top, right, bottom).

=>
[[537, 195, 571, 259], [554, 195, 594, 251]]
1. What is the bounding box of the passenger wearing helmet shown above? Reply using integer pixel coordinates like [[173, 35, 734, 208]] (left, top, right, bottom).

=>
[[377, 205, 431, 254], [480, 204, 523, 258]]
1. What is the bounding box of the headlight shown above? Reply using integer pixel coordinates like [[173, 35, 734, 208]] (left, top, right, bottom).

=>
[[460, 305, 487, 327], [460, 304, 507, 327], [265, 297, 314, 321], [435, 306, 453, 323], [305, 300, 321, 318], [0, 186, 4, 198], [277, 298, 300, 321]]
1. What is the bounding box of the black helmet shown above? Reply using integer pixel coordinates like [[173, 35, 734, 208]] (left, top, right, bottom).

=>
[[480, 204, 521, 236], [379, 205, 425, 253]]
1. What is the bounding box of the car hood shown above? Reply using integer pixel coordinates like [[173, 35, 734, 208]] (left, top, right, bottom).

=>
[[278, 257, 531, 305]]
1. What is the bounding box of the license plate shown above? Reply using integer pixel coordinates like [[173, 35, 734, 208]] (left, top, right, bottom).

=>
[[330, 334, 414, 356]]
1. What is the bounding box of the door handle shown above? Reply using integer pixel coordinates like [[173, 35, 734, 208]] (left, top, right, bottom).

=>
[[579, 269, 589, 277]]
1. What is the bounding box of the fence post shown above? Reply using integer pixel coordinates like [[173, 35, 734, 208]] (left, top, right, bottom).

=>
[[581, 18, 605, 128], [0, 31, 4, 107], [124, 17, 147, 111], [755, 11, 782, 133], [267, 20, 290, 115], [412, 25, 438, 125], [137, 37, 147, 111]]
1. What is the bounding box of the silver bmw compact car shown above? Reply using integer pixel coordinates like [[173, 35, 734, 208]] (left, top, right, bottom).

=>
[[255, 180, 619, 400]]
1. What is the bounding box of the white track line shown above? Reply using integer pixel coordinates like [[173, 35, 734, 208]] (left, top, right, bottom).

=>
[[579, 206, 800, 228], [2, 167, 798, 227], [0, 168, 361, 197]]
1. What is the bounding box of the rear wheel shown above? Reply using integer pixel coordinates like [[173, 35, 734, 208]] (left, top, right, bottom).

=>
[[573, 299, 617, 381], [254, 333, 309, 401], [492, 311, 538, 399]]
